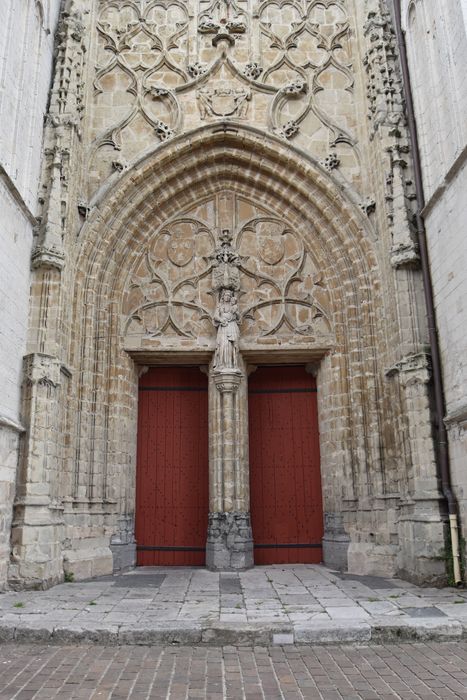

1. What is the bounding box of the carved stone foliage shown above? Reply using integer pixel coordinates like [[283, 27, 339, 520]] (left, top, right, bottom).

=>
[[88, 0, 360, 196], [363, 4, 405, 140], [198, 0, 248, 37], [123, 192, 333, 352], [362, 0, 419, 268], [34, 0, 87, 269]]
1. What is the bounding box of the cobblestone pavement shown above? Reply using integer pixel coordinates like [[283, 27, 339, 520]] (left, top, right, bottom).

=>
[[2, 566, 467, 645], [0, 642, 467, 699]]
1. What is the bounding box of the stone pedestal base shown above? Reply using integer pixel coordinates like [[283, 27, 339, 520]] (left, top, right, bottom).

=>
[[206, 512, 254, 571], [110, 518, 136, 572], [9, 501, 65, 591], [322, 513, 350, 571], [111, 541, 136, 573], [397, 498, 448, 586]]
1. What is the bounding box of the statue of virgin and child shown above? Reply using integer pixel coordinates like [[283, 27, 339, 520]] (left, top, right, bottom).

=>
[[213, 288, 240, 371]]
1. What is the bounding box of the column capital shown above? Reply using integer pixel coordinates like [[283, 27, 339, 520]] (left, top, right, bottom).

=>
[[212, 369, 242, 393]]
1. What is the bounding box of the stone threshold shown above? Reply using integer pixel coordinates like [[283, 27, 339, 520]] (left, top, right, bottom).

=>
[[0, 618, 463, 647]]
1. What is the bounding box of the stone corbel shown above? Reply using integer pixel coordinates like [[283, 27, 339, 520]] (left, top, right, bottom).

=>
[[31, 245, 65, 271], [386, 352, 431, 387], [444, 405, 467, 434], [23, 353, 62, 389], [390, 242, 420, 269]]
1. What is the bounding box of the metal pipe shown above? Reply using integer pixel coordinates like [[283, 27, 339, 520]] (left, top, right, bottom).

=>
[[392, 0, 462, 585]]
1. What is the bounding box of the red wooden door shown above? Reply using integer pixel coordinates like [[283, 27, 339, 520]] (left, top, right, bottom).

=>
[[248, 366, 323, 564], [135, 367, 209, 566]]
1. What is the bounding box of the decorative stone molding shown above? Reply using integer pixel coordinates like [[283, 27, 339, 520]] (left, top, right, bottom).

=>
[[87, 0, 358, 195], [197, 85, 251, 120], [123, 195, 333, 350]]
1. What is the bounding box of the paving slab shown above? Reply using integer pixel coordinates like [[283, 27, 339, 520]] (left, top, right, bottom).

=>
[[1, 564, 466, 646]]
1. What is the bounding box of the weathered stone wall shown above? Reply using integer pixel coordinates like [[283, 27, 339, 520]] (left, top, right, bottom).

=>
[[0, 0, 61, 589], [401, 0, 467, 571], [6, 0, 451, 587]]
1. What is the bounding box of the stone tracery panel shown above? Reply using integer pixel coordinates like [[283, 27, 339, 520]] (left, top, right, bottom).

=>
[[88, 0, 360, 196], [122, 191, 333, 352]]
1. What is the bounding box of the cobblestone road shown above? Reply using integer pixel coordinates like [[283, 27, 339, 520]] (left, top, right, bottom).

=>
[[0, 642, 467, 700]]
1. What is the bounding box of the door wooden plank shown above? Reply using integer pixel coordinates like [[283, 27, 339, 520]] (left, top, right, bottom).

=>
[[135, 367, 209, 566], [249, 366, 323, 565]]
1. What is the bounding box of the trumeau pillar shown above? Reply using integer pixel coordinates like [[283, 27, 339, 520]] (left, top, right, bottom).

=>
[[207, 366, 253, 570], [206, 231, 253, 570]]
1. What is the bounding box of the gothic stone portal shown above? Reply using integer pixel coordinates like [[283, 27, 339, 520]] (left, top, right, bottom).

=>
[[126, 191, 332, 570], [17, 0, 448, 588]]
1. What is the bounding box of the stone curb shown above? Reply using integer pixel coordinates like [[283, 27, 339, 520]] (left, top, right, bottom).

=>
[[0, 619, 464, 646]]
